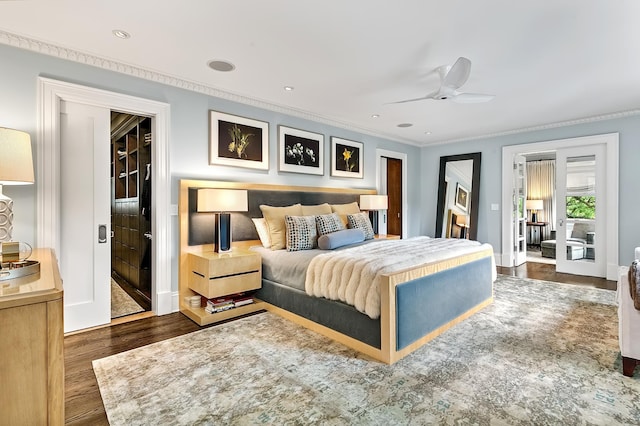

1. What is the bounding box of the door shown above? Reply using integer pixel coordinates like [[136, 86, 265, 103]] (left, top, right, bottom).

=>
[[60, 101, 111, 332], [386, 157, 402, 236], [555, 144, 605, 277], [513, 154, 527, 266]]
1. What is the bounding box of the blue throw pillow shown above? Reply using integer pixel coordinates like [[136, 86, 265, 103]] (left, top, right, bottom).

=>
[[317, 228, 365, 250]]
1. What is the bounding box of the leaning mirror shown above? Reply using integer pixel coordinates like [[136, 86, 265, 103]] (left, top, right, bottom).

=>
[[435, 152, 481, 241]]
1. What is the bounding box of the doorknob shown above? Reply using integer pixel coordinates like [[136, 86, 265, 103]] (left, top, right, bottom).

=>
[[98, 224, 107, 243]]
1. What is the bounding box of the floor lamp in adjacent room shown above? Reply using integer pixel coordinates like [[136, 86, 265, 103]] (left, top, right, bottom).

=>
[[197, 188, 248, 253], [0, 127, 35, 242], [359, 194, 388, 235]]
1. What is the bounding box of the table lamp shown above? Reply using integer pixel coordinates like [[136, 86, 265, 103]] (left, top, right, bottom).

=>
[[197, 188, 248, 253], [0, 128, 35, 242], [455, 214, 469, 239], [359, 194, 388, 235], [526, 199, 543, 223]]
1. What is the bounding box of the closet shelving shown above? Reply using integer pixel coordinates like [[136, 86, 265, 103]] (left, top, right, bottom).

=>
[[110, 113, 152, 302]]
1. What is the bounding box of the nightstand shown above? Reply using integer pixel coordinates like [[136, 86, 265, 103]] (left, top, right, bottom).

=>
[[182, 249, 265, 326], [374, 234, 400, 240]]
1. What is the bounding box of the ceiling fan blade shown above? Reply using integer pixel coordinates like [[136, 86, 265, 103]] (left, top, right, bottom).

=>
[[387, 91, 438, 104], [451, 92, 495, 103], [442, 57, 471, 89]]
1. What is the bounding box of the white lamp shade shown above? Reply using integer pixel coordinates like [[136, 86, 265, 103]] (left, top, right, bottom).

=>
[[0, 128, 34, 185], [197, 188, 248, 212], [360, 194, 388, 211], [525, 199, 543, 211]]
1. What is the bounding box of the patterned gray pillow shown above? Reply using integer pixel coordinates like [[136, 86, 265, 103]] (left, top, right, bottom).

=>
[[347, 212, 374, 240], [284, 215, 318, 251], [315, 213, 346, 236]]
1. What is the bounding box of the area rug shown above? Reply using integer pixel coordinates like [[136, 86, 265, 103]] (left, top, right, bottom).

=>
[[94, 275, 640, 425], [111, 279, 144, 319]]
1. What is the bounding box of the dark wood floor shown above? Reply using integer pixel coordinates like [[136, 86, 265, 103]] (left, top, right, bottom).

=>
[[64, 262, 617, 424]]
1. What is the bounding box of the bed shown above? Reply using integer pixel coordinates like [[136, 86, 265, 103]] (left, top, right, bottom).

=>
[[179, 179, 495, 364]]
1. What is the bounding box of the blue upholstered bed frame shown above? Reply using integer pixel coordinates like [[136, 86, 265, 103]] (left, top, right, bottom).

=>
[[182, 179, 495, 364]]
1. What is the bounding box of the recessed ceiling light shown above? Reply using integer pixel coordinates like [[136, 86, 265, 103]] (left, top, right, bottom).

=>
[[425, 131, 432, 135], [112, 29, 131, 39], [284, 86, 294, 91], [397, 123, 413, 128], [207, 60, 236, 72], [371, 114, 380, 118]]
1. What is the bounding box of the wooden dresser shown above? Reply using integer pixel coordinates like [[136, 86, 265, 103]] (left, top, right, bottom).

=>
[[0, 248, 64, 425]]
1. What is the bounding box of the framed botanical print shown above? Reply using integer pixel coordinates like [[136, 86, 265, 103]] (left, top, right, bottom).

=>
[[330, 137, 363, 178], [455, 183, 469, 212], [278, 125, 324, 175], [209, 110, 269, 170]]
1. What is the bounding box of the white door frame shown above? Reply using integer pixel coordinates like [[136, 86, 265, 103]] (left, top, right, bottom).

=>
[[37, 77, 173, 315], [376, 148, 408, 239], [501, 133, 619, 280]]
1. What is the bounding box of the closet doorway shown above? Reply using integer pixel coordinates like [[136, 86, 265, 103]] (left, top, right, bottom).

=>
[[110, 112, 152, 318]]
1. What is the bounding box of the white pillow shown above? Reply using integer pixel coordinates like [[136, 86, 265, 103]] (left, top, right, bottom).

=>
[[252, 218, 271, 248]]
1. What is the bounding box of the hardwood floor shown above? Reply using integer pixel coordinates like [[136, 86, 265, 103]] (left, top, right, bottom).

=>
[[64, 263, 617, 424]]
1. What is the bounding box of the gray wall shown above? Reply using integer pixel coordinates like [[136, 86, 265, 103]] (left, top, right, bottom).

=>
[[421, 115, 640, 266], [0, 43, 421, 292]]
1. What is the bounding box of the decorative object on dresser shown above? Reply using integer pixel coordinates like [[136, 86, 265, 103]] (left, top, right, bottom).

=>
[[0, 127, 35, 242], [209, 110, 269, 170], [359, 194, 388, 235], [278, 125, 324, 175], [197, 188, 248, 253], [526, 199, 544, 223], [330, 137, 363, 178]]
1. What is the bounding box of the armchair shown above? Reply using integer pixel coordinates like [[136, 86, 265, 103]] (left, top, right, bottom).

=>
[[618, 247, 640, 376]]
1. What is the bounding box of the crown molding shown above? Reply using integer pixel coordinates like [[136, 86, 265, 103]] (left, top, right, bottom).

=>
[[422, 109, 640, 146], [0, 30, 420, 146], [2, 29, 638, 149]]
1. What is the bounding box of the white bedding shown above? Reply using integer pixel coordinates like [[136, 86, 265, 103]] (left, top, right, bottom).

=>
[[305, 236, 495, 319]]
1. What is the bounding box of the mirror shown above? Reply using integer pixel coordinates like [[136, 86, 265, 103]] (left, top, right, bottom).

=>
[[435, 152, 481, 241]]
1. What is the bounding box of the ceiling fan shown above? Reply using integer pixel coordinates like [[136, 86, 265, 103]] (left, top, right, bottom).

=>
[[390, 57, 494, 104]]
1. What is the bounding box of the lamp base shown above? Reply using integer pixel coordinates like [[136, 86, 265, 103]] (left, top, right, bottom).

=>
[[0, 191, 14, 242], [368, 210, 379, 235], [531, 212, 538, 223], [216, 213, 232, 253]]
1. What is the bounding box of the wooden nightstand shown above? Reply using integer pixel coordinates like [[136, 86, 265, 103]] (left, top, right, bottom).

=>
[[374, 234, 401, 240], [182, 249, 265, 326]]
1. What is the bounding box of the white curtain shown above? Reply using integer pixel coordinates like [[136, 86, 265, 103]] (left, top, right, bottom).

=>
[[527, 160, 556, 240]]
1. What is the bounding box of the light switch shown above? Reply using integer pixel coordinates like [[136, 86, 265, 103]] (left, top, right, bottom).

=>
[[491, 203, 499, 211]]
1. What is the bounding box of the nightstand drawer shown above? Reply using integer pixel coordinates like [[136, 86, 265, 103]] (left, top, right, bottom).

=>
[[188, 251, 261, 299]]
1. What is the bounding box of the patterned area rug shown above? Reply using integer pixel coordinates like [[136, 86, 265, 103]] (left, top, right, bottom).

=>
[[94, 275, 640, 425], [111, 279, 144, 319]]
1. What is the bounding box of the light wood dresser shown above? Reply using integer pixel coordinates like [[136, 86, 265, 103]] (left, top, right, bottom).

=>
[[0, 248, 64, 425]]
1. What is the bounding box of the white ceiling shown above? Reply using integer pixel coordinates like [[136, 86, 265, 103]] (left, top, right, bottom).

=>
[[1, 1, 639, 146]]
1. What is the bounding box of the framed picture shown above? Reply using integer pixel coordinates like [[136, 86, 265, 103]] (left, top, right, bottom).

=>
[[330, 137, 363, 178], [209, 110, 269, 170], [455, 183, 469, 212], [278, 125, 324, 175]]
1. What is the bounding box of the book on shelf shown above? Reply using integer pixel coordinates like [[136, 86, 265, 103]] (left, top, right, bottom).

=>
[[203, 293, 254, 314]]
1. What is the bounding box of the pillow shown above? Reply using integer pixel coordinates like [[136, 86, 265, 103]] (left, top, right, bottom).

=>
[[251, 218, 271, 248], [284, 215, 317, 251], [301, 203, 332, 216], [347, 212, 374, 240], [315, 213, 346, 236], [318, 228, 365, 250], [330, 202, 361, 227], [260, 204, 303, 250]]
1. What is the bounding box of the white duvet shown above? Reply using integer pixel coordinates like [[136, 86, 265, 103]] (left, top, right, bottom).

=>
[[305, 236, 495, 319]]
